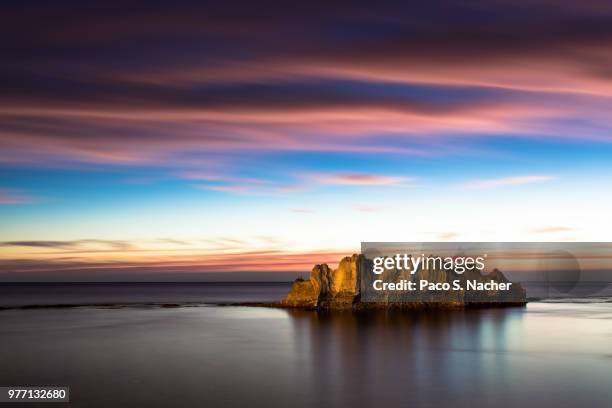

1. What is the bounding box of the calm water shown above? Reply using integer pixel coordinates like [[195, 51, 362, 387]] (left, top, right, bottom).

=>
[[1, 284, 611, 407], [0, 283, 291, 308]]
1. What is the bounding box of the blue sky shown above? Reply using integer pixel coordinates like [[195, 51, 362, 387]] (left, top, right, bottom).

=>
[[1, 1, 612, 278]]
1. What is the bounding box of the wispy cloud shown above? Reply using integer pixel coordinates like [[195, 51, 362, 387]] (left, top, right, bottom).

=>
[[179, 171, 269, 185], [0, 236, 353, 274], [203, 185, 256, 194], [194, 172, 414, 195], [0, 240, 133, 251], [4, 3, 612, 170], [291, 208, 314, 213], [198, 182, 304, 196], [0, 189, 35, 204], [459, 175, 555, 190], [308, 172, 414, 187], [530, 226, 576, 234], [156, 238, 191, 245], [437, 232, 460, 240], [353, 205, 383, 213]]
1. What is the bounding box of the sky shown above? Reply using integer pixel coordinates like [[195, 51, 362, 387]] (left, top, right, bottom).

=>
[[1, 1, 612, 280]]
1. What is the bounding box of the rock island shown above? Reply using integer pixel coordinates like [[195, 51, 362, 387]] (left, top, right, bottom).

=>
[[280, 254, 526, 310]]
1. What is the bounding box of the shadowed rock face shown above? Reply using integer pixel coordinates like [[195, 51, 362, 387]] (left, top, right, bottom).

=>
[[282, 255, 359, 309], [282, 254, 526, 309]]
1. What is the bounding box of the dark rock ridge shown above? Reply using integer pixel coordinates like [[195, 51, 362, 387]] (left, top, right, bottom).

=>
[[281, 254, 526, 310]]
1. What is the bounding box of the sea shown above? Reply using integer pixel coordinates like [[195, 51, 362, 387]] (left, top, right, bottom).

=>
[[1, 282, 611, 407]]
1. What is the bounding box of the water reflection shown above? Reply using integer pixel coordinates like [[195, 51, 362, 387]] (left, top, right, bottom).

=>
[[1, 303, 610, 407], [284, 306, 609, 407]]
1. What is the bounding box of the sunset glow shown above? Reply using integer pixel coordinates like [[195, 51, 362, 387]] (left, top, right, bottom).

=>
[[2, 1, 612, 279]]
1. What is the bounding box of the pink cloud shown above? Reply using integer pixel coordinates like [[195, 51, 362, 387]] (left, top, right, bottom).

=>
[[194, 171, 415, 195], [0, 238, 354, 273], [3, 91, 612, 169], [459, 175, 555, 189], [0, 189, 34, 204], [309, 172, 414, 186], [4, 3, 612, 170], [121, 52, 612, 98]]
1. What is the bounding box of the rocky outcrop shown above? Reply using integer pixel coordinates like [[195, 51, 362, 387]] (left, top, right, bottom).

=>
[[281, 254, 526, 310], [282, 255, 359, 309]]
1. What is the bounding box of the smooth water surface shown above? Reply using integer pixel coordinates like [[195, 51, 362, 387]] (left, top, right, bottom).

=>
[[0, 284, 611, 407]]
